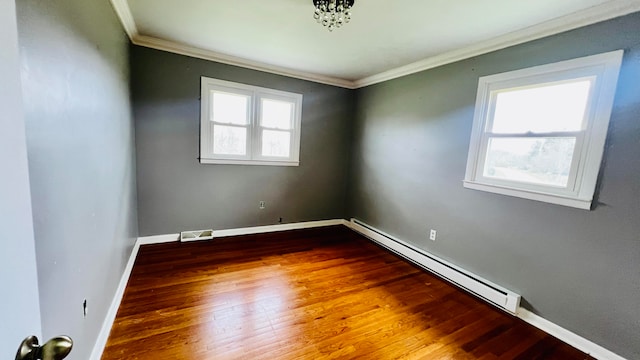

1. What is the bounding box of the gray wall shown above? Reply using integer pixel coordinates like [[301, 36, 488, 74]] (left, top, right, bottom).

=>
[[132, 46, 354, 236], [16, 0, 138, 359], [349, 13, 640, 359], [0, 0, 42, 356]]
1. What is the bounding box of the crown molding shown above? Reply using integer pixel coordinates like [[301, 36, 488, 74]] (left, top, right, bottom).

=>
[[108, 0, 355, 88], [109, 0, 137, 39], [354, 0, 640, 88], [131, 34, 357, 88], [110, 0, 640, 90]]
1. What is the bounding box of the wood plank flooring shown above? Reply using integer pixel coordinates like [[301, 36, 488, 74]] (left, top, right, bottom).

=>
[[101, 226, 592, 359]]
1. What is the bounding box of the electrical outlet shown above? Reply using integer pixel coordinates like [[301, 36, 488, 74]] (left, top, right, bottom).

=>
[[259, 201, 265, 209], [429, 229, 437, 241]]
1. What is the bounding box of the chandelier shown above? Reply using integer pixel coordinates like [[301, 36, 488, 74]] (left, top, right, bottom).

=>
[[312, 0, 354, 32]]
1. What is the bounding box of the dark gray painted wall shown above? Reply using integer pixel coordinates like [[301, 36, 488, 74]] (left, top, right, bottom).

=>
[[132, 46, 354, 236], [349, 13, 640, 359], [0, 0, 42, 355], [16, 0, 138, 358]]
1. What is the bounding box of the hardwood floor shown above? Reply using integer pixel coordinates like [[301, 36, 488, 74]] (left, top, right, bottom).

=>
[[101, 226, 592, 359]]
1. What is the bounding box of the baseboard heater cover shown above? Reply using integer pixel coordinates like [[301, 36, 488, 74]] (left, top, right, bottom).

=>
[[348, 218, 521, 314]]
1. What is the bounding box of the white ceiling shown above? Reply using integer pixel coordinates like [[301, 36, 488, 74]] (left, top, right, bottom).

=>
[[111, 0, 640, 88]]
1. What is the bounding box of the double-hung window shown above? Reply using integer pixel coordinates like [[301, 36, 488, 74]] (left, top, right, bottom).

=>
[[200, 77, 303, 166], [464, 50, 623, 209]]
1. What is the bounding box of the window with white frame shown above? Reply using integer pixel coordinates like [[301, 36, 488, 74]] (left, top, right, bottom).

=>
[[200, 77, 303, 166], [464, 50, 623, 209]]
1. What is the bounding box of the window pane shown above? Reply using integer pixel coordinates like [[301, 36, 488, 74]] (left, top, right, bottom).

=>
[[492, 80, 591, 134], [213, 125, 246, 155], [261, 99, 292, 129], [484, 137, 576, 187], [212, 92, 249, 125], [262, 130, 291, 158]]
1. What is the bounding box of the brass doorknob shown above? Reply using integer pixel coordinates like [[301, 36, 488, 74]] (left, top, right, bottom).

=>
[[15, 335, 73, 360]]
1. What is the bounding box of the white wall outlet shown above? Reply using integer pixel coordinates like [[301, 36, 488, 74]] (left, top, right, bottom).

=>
[[429, 229, 437, 241], [259, 201, 265, 209]]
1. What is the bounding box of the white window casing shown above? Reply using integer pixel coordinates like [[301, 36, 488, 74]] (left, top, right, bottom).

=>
[[463, 50, 624, 209], [200, 77, 303, 166]]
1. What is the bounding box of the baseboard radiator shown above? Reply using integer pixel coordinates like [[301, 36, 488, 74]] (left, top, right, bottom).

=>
[[348, 218, 521, 314]]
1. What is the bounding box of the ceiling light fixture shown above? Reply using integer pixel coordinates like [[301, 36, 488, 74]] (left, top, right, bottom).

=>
[[312, 0, 354, 32]]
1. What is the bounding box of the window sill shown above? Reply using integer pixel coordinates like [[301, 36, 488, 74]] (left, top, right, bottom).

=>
[[200, 158, 299, 167], [462, 180, 592, 210]]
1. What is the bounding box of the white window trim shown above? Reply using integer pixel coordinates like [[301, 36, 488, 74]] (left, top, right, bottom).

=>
[[200, 77, 303, 166], [463, 50, 624, 209]]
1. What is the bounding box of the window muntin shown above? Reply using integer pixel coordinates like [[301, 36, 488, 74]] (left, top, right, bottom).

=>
[[464, 50, 623, 209], [200, 77, 302, 166]]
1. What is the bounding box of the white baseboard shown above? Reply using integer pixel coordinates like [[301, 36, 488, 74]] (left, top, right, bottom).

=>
[[517, 308, 627, 360], [88, 219, 347, 359], [137, 233, 179, 244], [344, 218, 627, 360], [90, 219, 626, 360], [211, 219, 349, 238], [89, 239, 142, 360], [137, 220, 349, 245]]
